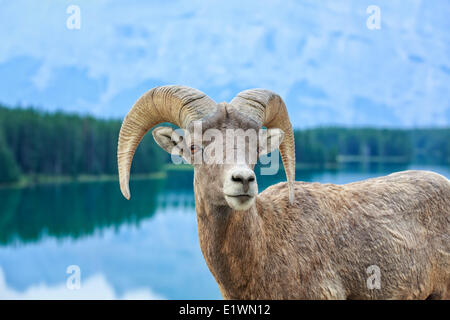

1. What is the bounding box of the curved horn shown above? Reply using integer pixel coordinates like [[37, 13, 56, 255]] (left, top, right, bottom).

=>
[[230, 89, 295, 204], [118, 85, 217, 200]]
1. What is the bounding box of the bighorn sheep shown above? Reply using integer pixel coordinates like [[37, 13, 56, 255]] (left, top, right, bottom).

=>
[[117, 85, 450, 299]]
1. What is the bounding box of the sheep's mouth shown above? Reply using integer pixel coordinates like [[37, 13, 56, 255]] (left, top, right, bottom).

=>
[[225, 194, 254, 201], [224, 193, 256, 210]]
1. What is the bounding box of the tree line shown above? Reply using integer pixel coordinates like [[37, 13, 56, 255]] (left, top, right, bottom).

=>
[[0, 106, 166, 183], [0, 105, 448, 183], [294, 127, 449, 166]]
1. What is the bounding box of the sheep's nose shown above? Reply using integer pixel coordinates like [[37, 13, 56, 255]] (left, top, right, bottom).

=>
[[230, 168, 256, 192]]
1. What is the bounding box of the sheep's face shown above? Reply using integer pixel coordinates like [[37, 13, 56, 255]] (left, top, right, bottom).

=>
[[152, 104, 283, 211]]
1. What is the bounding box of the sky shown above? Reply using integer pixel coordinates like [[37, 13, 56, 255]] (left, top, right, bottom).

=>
[[0, 0, 449, 128]]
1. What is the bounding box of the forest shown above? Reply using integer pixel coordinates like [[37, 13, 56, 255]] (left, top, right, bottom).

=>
[[0, 105, 449, 183]]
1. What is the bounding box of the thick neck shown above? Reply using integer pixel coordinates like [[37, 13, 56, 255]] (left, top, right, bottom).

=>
[[194, 183, 266, 299]]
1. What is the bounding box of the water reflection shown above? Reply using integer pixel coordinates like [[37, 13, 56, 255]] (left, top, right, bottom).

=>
[[0, 267, 162, 299], [0, 164, 448, 299], [0, 163, 416, 245], [0, 179, 166, 244]]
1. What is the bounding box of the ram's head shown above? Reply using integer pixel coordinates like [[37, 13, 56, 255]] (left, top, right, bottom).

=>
[[118, 85, 295, 210]]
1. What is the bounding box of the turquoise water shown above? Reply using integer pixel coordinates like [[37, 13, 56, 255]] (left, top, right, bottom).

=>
[[0, 164, 448, 299]]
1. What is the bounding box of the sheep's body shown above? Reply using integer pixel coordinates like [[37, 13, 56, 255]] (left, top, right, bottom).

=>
[[196, 170, 450, 299], [119, 86, 449, 299]]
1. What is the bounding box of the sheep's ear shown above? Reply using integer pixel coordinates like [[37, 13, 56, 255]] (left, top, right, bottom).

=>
[[259, 128, 284, 156], [152, 127, 190, 162]]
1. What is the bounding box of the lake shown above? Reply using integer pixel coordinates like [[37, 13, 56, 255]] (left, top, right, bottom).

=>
[[0, 164, 449, 299]]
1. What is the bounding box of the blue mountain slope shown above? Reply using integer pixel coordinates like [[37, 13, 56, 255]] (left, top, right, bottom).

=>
[[0, 0, 448, 127]]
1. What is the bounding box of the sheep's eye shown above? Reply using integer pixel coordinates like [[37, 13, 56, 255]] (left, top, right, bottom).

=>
[[190, 144, 201, 154]]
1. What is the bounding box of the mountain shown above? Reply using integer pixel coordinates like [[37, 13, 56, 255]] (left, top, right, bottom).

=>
[[0, 0, 448, 127]]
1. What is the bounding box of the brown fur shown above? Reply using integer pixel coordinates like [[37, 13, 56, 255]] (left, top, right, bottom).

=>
[[195, 170, 450, 299], [185, 105, 450, 300], [146, 103, 450, 299], [121, 87, 450, 299]]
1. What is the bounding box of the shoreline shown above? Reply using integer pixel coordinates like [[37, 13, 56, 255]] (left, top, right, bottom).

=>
[[0, 161, 420, 190], [0, 172, 166, 190]]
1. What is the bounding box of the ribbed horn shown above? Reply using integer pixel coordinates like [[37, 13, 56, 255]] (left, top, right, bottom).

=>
[[118, 85, 217, 200], [230, 89, 296, 204]]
